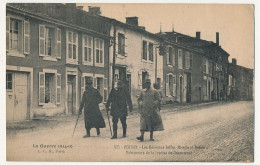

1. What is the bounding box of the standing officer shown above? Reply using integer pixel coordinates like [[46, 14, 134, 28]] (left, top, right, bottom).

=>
[[79, 79, 106, 138], [106, 80, 133, 139], [137, 79, 164, 141]]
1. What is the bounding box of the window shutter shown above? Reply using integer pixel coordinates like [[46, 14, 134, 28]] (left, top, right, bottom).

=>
[[39, 25, 45, 56], [166, 74, 169, 96], [166, 47, 169, 65], [173, 76, 176, 97], [56, 73, 61, 105], [172, 48, 175, 66], [82, 36, 85, 63], [81, 76, 85, 98], [6, 16, 10, 50], [56, 28, 61, 59], [190, 53, 193, 68], [24, 21, 30, 54], [39, 72, 45, 105], [104, 78, 108, 102], [93, 77, 97, 88], [138, 71, 142, 89], [124, 33, 127, 56]]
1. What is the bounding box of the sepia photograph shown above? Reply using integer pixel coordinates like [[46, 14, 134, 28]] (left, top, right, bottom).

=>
[[3, 1, 255, 163]]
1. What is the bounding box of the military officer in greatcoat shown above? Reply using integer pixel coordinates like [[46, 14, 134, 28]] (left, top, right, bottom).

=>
[[137, 79, 164, 141], [106, 80, 133, 139], [79, 79, 106, 138]]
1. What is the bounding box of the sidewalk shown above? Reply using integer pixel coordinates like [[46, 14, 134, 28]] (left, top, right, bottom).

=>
[[6, 101, 228, 135]]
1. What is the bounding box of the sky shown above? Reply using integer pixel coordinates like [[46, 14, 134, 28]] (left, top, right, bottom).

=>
[[78, 4, 254, 69]]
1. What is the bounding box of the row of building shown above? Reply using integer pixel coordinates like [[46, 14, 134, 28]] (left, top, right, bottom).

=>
[[6, 3, 253, 122]]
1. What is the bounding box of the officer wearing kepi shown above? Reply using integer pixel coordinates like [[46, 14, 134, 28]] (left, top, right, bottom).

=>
[[106, 80, 133, 139], [79, 78, 106, 138]]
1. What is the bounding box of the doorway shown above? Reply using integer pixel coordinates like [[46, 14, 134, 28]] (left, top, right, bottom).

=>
[[179, 76, 183, 103], [6, 72, 29, 121], [67, 75, 76, 114], [186, 73, 191, 103]]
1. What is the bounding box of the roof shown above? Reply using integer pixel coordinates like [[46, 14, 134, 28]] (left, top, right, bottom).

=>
[[161, 31, 230, 57]]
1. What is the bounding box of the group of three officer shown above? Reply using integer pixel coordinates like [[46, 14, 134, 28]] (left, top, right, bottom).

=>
[[78, 78, 164, 141]]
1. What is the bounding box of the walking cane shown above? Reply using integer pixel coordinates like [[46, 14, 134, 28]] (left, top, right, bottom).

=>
[[106, 108, 112, 136], [72, 113, 81, 137]]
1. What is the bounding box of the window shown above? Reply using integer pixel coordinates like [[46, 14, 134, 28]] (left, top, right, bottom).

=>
[[208, 61, 213, 75], [185, 52, 192, 69], [10, 19, 19, 51], [118, 33, 125, 55], [82, 35, 93, 64], [97, 78, 102, 92], [45, 73, 54, 103], [66, 31, 78, 62], [178, 49, 183, 69], [39, 72, 61, 105], [45, 27, 54, 56], [166, 74, 176, 97], [142, 41, 147, 60], [6, 17, 30, 55], [6, 72, 13, 90], [148, 43, 154, 62], [203, 80, 207, 96], [142, 71, 149, 89], [167, 47, 175, 66], [95, 38, 104, 66], [39, 25, 61, 59], [94, 76, 107, 102], [203, 57, 207, 73]]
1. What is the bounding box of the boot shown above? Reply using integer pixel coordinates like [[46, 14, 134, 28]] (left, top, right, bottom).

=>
[[111, 132, 117, 139], [96, 128, 100, 136], [137, 135, 144, 141], [122, 127, 126, 138], [83, 129, 90, 138], [150, 131, 154, 141]]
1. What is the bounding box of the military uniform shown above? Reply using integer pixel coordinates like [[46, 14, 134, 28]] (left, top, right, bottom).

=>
[[106, 81, 133, 139], [137, 79, 164, 141], [79, 84, 106, 138]]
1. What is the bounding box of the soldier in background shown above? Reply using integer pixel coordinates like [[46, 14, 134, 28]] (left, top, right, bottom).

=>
[[137, 79, 164, 141], [79, 79, 106, 138], [153, 83, 163, 110], [106, 80, 133, 139]]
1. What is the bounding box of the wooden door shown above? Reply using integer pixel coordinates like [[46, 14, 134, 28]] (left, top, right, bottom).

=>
[[67, 82, 73, 114], [6, 72, 28, 122]]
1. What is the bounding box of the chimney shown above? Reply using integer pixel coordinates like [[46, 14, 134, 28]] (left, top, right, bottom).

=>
[[126, 17, 139, 26], [196, 31, 200, 39], [77, 6, 84, 10], [139, 26, 145, 30], [216, 32, 219, 45], [66, 3, 76, 9], [88, 6, 101, 16], [232, 58, 237, 65]]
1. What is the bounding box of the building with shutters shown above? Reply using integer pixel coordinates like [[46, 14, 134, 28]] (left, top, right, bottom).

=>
[[160, 31, 229, 103], [159, 34, 205, 103], [108, 17, 164, 106], [228, 58, 253, 100], [6, 3, 111, 122]]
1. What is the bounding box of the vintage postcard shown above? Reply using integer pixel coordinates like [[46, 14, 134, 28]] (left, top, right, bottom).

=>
[[5, 2, 254, 162]]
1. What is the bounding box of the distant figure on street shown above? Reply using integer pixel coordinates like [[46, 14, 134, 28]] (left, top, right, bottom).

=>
[[229, 87, 234, 102], [153, 83, 163, 110], [220, 90, 224, 101], [137, 79, 164, 141], [211, 89, 215, 101], [106, 80, 133, 139], [79, 79, 106, 138]]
